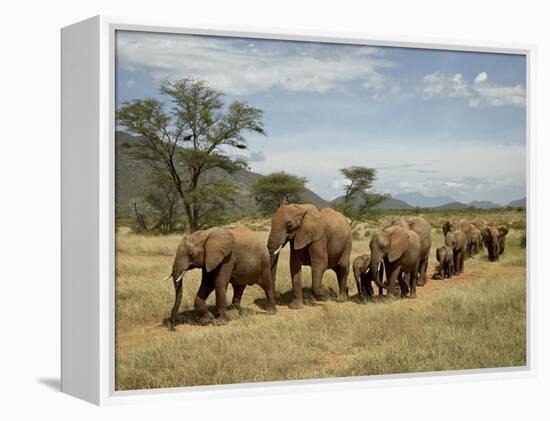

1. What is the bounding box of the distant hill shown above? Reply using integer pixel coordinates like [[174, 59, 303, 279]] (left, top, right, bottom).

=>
[[375, 197, 413, 209], [468, 200, 502, 209], [394, 192, 454, 208], [331, 195, 412, 210], [507, 197, 526, 208], [115, 132, 331, 219], [436, 201, 469, 209]]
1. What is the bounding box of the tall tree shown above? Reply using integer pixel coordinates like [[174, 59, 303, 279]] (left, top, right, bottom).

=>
[[336, 166, 387, 221], [252, 172, 307, 214], [116, 78, 265, 231]]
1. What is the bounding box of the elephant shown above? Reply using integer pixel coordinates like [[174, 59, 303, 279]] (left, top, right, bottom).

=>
[[167, 226, 276, 329], [443, 219, 477, 258], [435, 245, 454, 280], [267, 204, 352, 309], [498, 225, 509, 255], [388, 216, 432, 285], [369, 225, 422, 298], [445, 230, 467, 274], [469, 227, 483, 256], [352, 254, 384, 300], [480, 226, 500, 261]]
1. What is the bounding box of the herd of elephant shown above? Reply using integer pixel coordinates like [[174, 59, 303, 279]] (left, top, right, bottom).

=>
[[164, 203, 510, 330]]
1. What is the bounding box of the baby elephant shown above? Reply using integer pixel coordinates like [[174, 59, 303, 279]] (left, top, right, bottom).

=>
[[435, 245, 454, 280], [167, 226, 276, 329], [352, 254, 384, 300]]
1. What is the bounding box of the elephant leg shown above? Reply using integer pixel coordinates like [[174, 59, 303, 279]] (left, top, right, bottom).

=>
[[409, 265, 419, 299], [231, 283, 246, 310], [214, 277, 229, 323], [335, 265, 349, 302], [311, 264, 328, 301], [169, 279, 183, 331], [354, 273, 363, 300], [259, 264, 277, 314], [289, 250, 304, 309], [422, 254, 429, 284], [386, 265, 401, 298], [194, 276, 215, 325], [398, 273, 409, 298], [460, 251, 465, 273]]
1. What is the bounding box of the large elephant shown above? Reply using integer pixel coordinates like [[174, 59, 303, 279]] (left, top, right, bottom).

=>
[[388, 216, 432, 285], [167, 226, 276, 329], [443, 219, 477, 258], [267, 204, 352, 309], [498, 225, 509, 255], [480, 226, 500, 261], [352, 254, 384, 300], [369, 225, 422, 298], [435, 245, 454, 280], [445, 230, 467, 274]]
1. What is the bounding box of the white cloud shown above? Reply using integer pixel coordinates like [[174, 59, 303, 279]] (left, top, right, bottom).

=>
[[421, 71, 525, 108], [474, 71, 488, 83], [116, 32, 400, 96], [126, 79, 135, 88]]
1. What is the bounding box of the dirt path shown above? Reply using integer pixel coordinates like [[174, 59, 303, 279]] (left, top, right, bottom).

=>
[[116, 255, 525, 353]]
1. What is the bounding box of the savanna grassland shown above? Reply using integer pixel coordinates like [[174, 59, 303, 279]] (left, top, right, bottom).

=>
[[115, 209, 527, 391]]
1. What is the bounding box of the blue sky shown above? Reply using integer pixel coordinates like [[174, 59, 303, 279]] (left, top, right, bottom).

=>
[[116, 31, 526, 205]]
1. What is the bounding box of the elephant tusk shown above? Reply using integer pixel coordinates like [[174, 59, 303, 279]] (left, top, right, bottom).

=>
[[174, 272, 184, 283], [161, 274, 172, 282], [271, 244, 283, 255], [377, 261, 382, 271]]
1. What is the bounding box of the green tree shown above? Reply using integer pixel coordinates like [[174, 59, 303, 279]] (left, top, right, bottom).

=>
[[336, 166, 388, 221], [116, 78, 265, 231], [252, 172, 307, 214]]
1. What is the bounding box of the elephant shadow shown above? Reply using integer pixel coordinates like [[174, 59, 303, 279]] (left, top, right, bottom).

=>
[[162, 304, 264, 328], [254, 287, 339, 308]]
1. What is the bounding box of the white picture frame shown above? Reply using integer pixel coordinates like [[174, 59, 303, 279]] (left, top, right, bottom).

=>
[[61, 15, 535, 405]]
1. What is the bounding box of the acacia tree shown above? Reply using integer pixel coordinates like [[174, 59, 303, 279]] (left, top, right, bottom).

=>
[[117, 78, 265, 231], [336, 166, 388, 221], [252, 172, 307, 214]]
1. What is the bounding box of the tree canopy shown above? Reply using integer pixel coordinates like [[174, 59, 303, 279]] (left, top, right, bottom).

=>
[[252, 172, 307, 214], [336, 166, 388, 221], [116, 78, 266, 231]]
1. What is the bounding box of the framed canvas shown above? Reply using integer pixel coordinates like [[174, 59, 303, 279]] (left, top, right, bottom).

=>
[[61, 15, 534, 405]]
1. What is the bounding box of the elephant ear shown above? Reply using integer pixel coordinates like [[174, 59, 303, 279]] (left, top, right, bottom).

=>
[[480, 227, 490, 241], [388, 228, 409, 262], [294, 207, 324, 250], [204, 229, 235, 273], [498, 226, 509, 237]]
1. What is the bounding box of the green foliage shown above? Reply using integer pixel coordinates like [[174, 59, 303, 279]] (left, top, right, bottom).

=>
[[116, 78, 266, 232], [252, 172, 308, 214]]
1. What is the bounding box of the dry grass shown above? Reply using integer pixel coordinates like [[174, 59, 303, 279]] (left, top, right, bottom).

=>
[[115, 210, 526, 391]]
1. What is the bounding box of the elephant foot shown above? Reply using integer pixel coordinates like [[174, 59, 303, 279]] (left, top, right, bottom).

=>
[[409, 292, 417, 299], [288, 299, 304, 310], [198, 312, 214, 326], [169, 323, 176, 332], [266, 306, 277, 315], [312, 289, 329, 301], [336, 292, 348, 302]]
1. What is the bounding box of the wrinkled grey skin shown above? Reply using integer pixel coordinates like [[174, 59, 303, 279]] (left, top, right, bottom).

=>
[[369, 226, 422, 298], [445, 230, 467, 274], [352, 254, 384, 300], [387, 216, 432, 286], [435, 245, 454, 279], [169, 226, 276, 329]]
